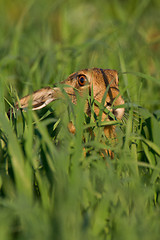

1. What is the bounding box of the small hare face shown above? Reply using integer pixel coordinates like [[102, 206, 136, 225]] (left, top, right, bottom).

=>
[[61, 68, 124, 120]]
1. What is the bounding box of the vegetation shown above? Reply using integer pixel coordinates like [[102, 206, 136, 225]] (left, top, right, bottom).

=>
[[0, 0, 160, 239]]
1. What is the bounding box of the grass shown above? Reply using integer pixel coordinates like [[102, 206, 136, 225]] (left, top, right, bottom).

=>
[[0, 0, 160, 239]]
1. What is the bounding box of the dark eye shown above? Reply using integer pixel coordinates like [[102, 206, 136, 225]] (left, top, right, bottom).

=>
[[78, 75, 87, 86]]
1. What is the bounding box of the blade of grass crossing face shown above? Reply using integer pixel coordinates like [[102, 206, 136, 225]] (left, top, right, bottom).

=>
[[97, 79, 111, 124]]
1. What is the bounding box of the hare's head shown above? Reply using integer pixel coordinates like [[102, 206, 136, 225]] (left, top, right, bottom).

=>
[[13, 68, 124, 121]]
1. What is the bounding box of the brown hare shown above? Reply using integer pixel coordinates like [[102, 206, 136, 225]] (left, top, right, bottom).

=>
[[8, 68, 124, 157]]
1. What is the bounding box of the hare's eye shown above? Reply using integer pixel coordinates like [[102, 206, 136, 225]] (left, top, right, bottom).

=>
[[78, 75, 87, 86]]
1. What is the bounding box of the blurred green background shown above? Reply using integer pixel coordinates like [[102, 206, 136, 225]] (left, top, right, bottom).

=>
[[0, 0, 160, 240]]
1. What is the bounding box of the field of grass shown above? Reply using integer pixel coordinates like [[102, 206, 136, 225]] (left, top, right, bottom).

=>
[[0, 0, 160, 239]]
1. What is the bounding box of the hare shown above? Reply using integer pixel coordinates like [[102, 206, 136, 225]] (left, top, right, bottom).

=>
[[8, 68, 124, 157]]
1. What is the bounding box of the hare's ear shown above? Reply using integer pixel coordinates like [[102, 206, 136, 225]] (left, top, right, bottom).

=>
[[15, 87, 61, 111], [104, 69, 119, 86], [111, 70, 119, 86]]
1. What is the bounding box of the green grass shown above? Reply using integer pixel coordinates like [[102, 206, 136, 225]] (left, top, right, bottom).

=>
[[0, 0, 160, 239]]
